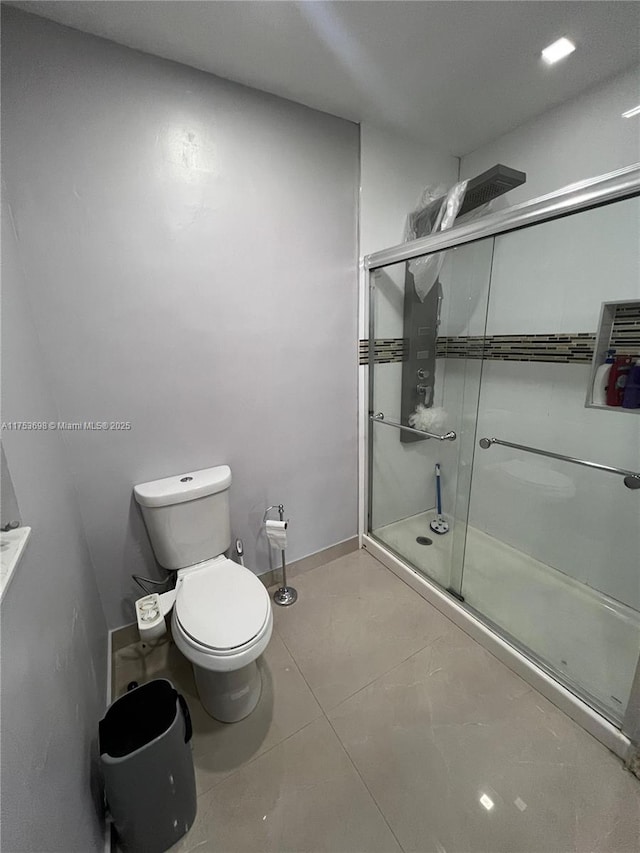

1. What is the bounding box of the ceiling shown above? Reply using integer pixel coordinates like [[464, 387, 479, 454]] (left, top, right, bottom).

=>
[[7, 1, 640, 155]]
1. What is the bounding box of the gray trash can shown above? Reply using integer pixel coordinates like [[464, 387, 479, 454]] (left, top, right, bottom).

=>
[[99, 678, 197, 852]]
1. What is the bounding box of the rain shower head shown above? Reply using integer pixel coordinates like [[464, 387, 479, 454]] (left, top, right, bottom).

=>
[[457, 164, 527, 217], [412, 164, 526, 238]]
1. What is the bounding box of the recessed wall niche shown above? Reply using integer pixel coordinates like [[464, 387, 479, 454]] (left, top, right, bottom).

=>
[[586, 300, 640, 412]]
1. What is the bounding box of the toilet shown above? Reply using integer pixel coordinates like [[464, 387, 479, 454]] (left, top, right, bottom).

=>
[[133, 465, 273, 723]]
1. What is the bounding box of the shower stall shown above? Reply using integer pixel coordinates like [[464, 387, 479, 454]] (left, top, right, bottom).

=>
[[362, 164, 640, 758]]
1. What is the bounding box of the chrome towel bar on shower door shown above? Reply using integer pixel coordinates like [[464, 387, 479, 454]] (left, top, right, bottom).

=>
[[478, 436, 640, 490], [370, 412, 457, 442]]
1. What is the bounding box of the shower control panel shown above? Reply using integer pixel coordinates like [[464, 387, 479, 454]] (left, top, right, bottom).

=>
[[400, 270, 441, 443]]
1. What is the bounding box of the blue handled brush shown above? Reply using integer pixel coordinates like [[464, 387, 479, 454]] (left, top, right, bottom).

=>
[[430, 463, 449, 535]]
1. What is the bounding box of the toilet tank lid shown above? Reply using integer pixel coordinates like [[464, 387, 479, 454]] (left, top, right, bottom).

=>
[[134, 465, 232, 508]]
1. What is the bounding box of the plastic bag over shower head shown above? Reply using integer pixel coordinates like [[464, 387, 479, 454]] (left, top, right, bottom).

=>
[[404, 180, 468, 302]]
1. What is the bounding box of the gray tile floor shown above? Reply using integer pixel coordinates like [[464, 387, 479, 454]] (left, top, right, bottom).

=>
[[113, 550, 640, 853]]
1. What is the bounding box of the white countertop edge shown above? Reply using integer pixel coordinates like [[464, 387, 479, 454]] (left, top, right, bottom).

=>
[[0, 526, 32, 603]]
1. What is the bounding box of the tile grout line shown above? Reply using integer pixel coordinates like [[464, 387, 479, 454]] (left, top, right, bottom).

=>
[[324, 625, 456, 715], [112, 632, 326, 805], [324, 712, 408, 853], [271, 568, 538, 851], [274, 599, 452, 717], [274, 625, 408, 853], [326, 616, 535, 719], [195, 612, 439, 827], [188, 640, 324, 799], [192, 715, 323, 803], [273, 554, 484, 716], [188, 624, 326, 802], [277, 605, 538, 853], [360, 550, 541, 700]]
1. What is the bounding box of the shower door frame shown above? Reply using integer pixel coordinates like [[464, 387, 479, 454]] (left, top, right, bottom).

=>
[[361, 162, 640, 763]]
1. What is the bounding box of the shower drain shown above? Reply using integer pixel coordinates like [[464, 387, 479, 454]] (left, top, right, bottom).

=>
[[416, 536, 433, 546]]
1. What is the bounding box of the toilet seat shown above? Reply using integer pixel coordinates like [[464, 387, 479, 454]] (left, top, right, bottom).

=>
[[171, 557, 273, 673]]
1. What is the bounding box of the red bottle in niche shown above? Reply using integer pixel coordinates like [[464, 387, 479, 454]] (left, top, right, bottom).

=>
[[606, 355, 633, 406]]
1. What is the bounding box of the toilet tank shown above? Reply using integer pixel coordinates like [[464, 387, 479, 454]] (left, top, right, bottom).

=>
[[134, 465, 232, 570]]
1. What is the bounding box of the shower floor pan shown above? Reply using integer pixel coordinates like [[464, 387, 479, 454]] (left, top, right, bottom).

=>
[[373, 512, 640, 718]]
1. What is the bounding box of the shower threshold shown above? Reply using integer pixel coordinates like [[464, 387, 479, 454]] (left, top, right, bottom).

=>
[[368, 514, 640, 751]]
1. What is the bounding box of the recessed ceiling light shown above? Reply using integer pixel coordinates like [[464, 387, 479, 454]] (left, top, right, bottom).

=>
[[541, 37, 576, 65], [479, 794, 495, 811], [622, 104, 640, 119]]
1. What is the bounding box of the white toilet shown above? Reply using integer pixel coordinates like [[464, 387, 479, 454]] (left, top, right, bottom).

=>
[[133, 465, 273, 723]]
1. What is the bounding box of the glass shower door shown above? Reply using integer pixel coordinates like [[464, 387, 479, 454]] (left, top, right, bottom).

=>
[[459, 196, 640, 723], [368, 237, 494, 596]]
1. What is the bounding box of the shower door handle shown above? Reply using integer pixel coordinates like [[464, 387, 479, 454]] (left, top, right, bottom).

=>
[[370, 413, 456, 442]]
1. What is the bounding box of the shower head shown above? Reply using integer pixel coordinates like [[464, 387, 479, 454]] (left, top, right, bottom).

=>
[[412, 164, 526, 237], [457, 164, 527, 217]]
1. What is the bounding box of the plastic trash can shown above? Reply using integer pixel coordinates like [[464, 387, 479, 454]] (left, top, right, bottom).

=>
[[99, 678, 197, 852]]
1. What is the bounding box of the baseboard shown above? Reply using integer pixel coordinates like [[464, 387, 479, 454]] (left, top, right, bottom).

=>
[[106, 628, 113, 706], [110, 538, 359, 646], [363, 534, 632, 763], [104, 629, 114, 853], [111, 622, 139, 653], [259, 536, 359, 589]]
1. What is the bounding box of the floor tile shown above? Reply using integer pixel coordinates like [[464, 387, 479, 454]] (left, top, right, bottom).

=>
[[171, 717, 402, 853], [273, 549, 458, 710], [329, 633, 640, 853], [114, 630, 323, 795], [112, 552, 640, 853]]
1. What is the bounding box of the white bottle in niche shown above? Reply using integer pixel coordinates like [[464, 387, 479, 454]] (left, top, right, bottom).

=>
[[592, 349, 615, 405]]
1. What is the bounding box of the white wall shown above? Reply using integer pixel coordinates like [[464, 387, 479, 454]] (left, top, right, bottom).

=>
[[358, 124, 459, 532], [460, 65, 640, 203], [359, 124, 458, 259], [457, 71, 640, 610], [2, 8, 359, 629], [1, 194, 108, 851]]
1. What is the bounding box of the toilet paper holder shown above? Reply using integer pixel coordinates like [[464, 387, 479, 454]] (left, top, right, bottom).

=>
[[263, 504, 297, 607]]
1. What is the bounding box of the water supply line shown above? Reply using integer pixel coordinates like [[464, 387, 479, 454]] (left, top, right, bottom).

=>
[[131, 571, 174, 596]]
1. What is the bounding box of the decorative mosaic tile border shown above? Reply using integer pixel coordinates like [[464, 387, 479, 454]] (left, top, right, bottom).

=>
[[358, 338, 407, 364], [359, 333, 597, 365], [610, 303, 640, 352], [359, 306, 640, 365], [437, 333, 597, 363]]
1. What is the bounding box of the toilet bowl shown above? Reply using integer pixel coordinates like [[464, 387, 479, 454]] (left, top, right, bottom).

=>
[[171, 556, 273, 721], [133, 465, 273, 723]]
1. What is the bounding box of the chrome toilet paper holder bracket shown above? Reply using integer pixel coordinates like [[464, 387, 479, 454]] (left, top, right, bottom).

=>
[[263, 504, 287, 526], [263, 504, 297, 607]]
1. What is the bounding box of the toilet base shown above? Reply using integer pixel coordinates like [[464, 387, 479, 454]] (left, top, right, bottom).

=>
[[193, 660, 262, 723]]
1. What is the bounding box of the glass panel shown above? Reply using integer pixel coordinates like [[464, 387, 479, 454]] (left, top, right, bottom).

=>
[[460, 196, 640, 722], [368, 238, 494, 594]]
